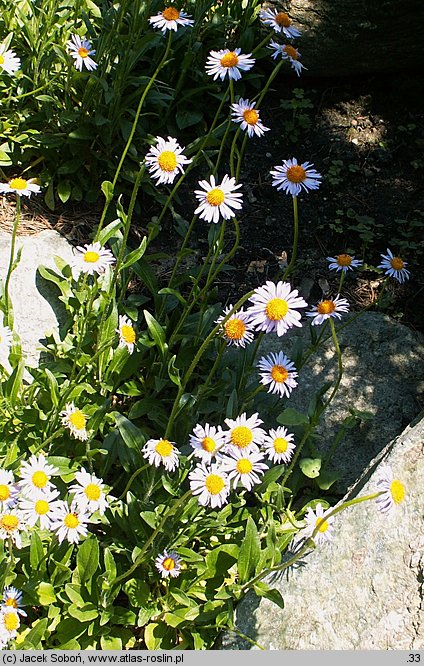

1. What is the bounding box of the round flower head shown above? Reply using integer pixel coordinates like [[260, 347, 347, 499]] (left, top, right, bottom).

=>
[[222, 447, 268, 491], [19, 486, 61, 531], [1, 587, 26, 618], [327, 254, 363, 273], [149, 7, 194, 32], [194, 174, 243, 224], [0, 508, 26, 548], [142, 438, 180, 472], [72, 241, 115, 277], [205, 48, 255, 82], [378, 248, 410, 284], [155, 550, 182, 578], [271, 157, 322, 197], [259, 8, 301, 38], [145, 136, 192, 185], [0, 44, 21, 75], [0, 607, 20, 640], [68, 468, 108, 516], [268, 41, 306, 76], [0, 469, 18, 509], [61, 403, 88, 441], [215, 305, 255, 348], [188, 462, 230, 509], [257, 351, 298, 398], [375, 466, 406, 515], [66, 34, 97, 71], [18, 454, 59, 499], [307, 294, 350, 326], [247, 280, 308, 336], [224, 412, 266, 452], [50, 501, 90, 544], [189, 423, 227, 462], [230, 98, 270, 138], [117, 315, 136, 354], [300, 503, 334, 546], [0, 177, 41, 197], [263, 427, 295, 464]]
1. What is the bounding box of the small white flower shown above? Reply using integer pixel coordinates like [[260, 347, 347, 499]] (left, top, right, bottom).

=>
[[270, 157, 322, 197], [0, 607, 20, 640], [263, 427, 296, 464], [268, 41, 306, 76], [327, 254, 363, 272], [149, 7, 194, 32], [0, 177, 41, 197], [69, 468, 108, 515], [116, 315, 136, 354], [1, 587, 27, 618], [194, 174, 243, 224], [215, 305, 255, 348], [145, 136, 192, 185], [142, 438, 180, 472], [0, 470, 18, 509], [257, 351, 298, 398], [50, 501, 90, 544], [66, 34, 97, 71], [298, 503, 334, 546], [0, 44, 21, 75], [306, 294, 350, 326], [259, 8, 301, 38], [247, 280, 308, 336], [155, 550, 182, 578], [205, 48, 255, 81], [71, 241, 115, 277], [224, 412, 266, 452], [0, 508, 26, 548], [188, 462, 230, 508], [377, 248, 410, 283], [61, 403, 89, 441], [19, 487, 61, 531], [18, 454, 59, 499], [375, 466, 406, 515], [230, 98, 270, 138], [189, 423, 227, 462], [221, 447, 268, 491]]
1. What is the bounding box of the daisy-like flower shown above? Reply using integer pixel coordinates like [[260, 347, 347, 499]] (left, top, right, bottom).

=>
[[155, 550, 182, 578], [188, 462, 230, 509], [116, 315, 136, 354], [189, 423, 227, 462], [224, 412, 266, 452], [149, 7, 194, 32], [142, 438, 180, 472], [19, 487, 61, 531], [230, 98, 270, 138], [259, 8, 301, 38], [50, 501, 90, 544], [221, 447, 268, 491], [1, 587, 27, 617], [60, 403, 88, 441], [375, 466, 406, 515], [66, 34, 97, 71], [268, 41, 306, 76], [0, 508, 26, 548], [263, 427, 295, 464], [215, 305, 255, 348], [257, 351, 298, 398], [18, 454, 58, 499], [0, 470, 18, 509], [327, 253, 363, 272], [378, 248, 411, 284], [0, 43, 21, 75], [270, 157, 322, 197], [307, 294, 349, 326], [145, 136, 192, 186], [194, 174, 243, 224], [68, 468, 108, 515], [71, 241, 115, 277], [298, 503, 334, 546], [247, 280, 308, 336], [0, 607, 20, 640], [0, 177, 41, 197], [205, 48, 255, 82]]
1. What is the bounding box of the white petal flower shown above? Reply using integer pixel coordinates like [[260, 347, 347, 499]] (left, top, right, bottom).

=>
[[0, 470, 18, 509], [50, 501, 90, 544], [327, 254, 363, 272], [145, 136, 192, 185], [270, 157, 322, 197], [142, 438, 180, 472], [0, 508, 26, 548], [19, 487, 61, 531], [116, 315, 136, 354], [194, 174, 243, 224], [259, 8, 301, 38], [263, 427, 296, 464], [66, 34, 97, 71], [377, 248, 410, 283], [71, 241, 115, 277], [68, 468, 108, 515], [267, 41, 306, 76], [149, 7, 194, 32], [205, 48, 255, 81], [306, 294, 350, 326], [0, 177, 41, 197], [155, 550, 182, 578], [1, 587, 27, 618], [188, 462, 230, 508], [230, 98, 270, 138], [223, 412, 266, 452], [0, 607, 20, 640], [0, 44, 21, 75], [298, 503, 334, 546], [18, 454, 59, 499], [257, 351, 298, 398], [61, 403, 89, 441], [215, 305, 255, 348], [375, 466, 406, 515], [247, 280, 308, 336], [221, 447, 268, 491], [189, 423, 227, 462]]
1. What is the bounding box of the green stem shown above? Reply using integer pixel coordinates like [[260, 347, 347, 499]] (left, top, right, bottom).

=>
[[322, 318, 343, 411], [281, 195, 298, 280], [117, 464, 150, 500], [4, 196, 21, 328]]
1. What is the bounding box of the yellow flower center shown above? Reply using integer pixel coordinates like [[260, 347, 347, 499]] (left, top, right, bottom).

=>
[[201, 437, 216, 453], [5, 598, 18, 609], [224, 318, 246, 340], [242, 109, 259, 126], [231, 426, 253, 448], [78, 47, 89, 58], [0, 514, 19, 532], [121, 324, 136, 344], [155, 439, 173, 457], [64, 513, 79, 529], [286, 165, 306, 183], [32, 470, 48, 488], [206, 187, 225, 206], [390, 479, 406, 505], [315, 517, 329, 533], [162, 7, 180, 21], [35, 499, 50, 515], [337, 253, 352, 267], [84, 483, 101, 501], [317, 299, 336, 315], [0, 55, 4, 65], [273, 437, 288, 453], [276, 11, 291, 27], [0, 484, 10, 501], [265, 297, 289, 321], [157, 150, 177, 172], [271, 364, 289, 383], [4, 610, 19, 632], [283, 45, 298, 60], [390, 257, 404, 271], [205, 473, 225, 495], [83, 251, 100, 263], [9, 177, 28, 190], [220, 51, 239, 68], [162, 556, 176, 571], [236, 458, 253, 474], [69, 410, 86, 430]]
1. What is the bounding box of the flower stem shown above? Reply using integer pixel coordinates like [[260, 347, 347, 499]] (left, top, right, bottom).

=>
[[282, 195, 299, 280], [4, 196, 21, 328]]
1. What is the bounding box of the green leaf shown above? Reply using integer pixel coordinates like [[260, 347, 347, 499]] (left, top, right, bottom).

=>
[[57, 180, 72, 204], [164, 606, 200, 627], [144, 310, 167, 355], [97, 217, 122, 245], [101, 635, 122, 650], [167, 354, 181, 387], [124, 579, 150, 608], [144, 622, 168, 650], [277, 407, 309, 426], [175, 109, 203, 130], [112, 412, 144, 471], [299, 457, 321, 479], [30, 532, 44, 571], [158, 287, 187, 305], [316, 469, 340, 490], [77, 537, 99, 585], [37, 582, 56, 605], [68, 603, 98, 622], [121, 237, 147, 269], [44, 179, 55, 210], [3, 359, 25, 405], [238, 516, 260, 584], [253, 583, 285, 610], [254, 464, 285, 493], [22, 618, 49, 649], [65, 584, 84, 606]]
